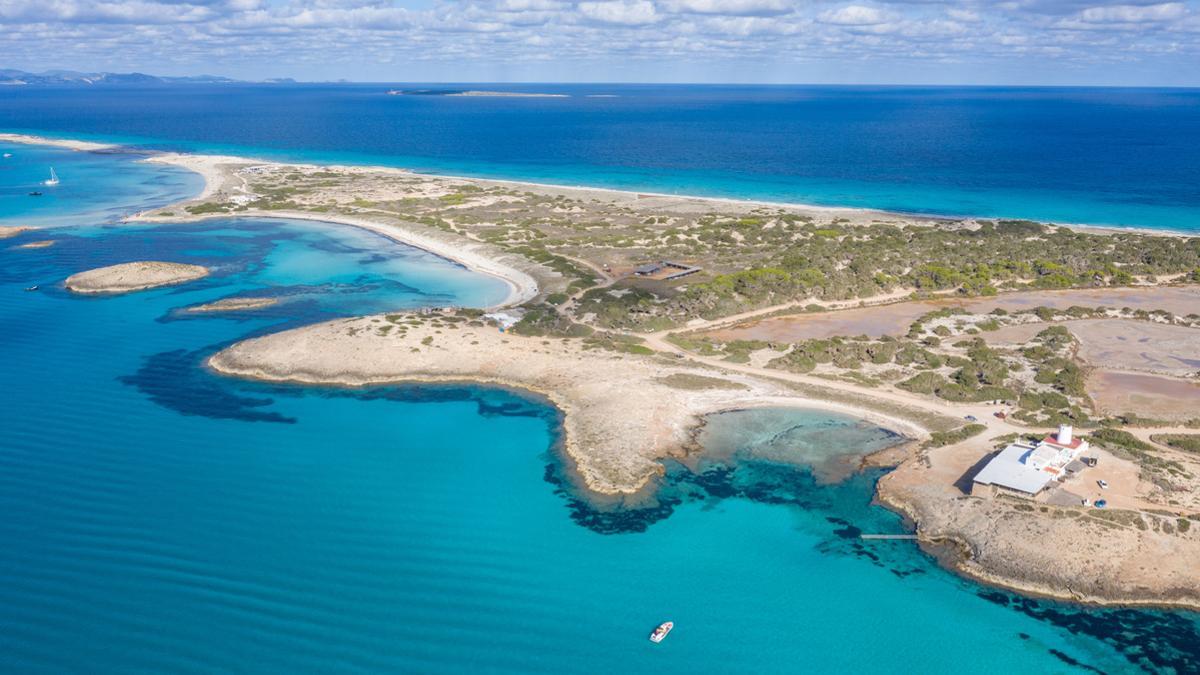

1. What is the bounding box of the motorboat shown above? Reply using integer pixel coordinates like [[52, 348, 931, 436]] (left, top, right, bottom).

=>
[[649, 621, 673, 644]]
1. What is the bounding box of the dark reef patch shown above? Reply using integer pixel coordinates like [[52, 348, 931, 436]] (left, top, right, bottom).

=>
[[978, 589, 1200, 673], [324, 382, 561, 423], [120, 348, 297, 423]]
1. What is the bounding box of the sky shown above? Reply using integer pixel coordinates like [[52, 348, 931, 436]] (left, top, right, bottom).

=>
[[1, 0, 1198, 85]]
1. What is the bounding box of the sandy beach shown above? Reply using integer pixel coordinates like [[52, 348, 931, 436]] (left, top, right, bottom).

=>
[[131, 152, 540, 309], [237, 210, 539, 309]]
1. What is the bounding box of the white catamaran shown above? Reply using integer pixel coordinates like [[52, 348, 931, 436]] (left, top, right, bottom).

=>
[[44, 168, 60, 186]]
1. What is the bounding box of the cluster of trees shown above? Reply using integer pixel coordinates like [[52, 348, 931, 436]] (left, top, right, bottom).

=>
[[574, 287, 676, 331], [580, 218, 1200, 329], [1010, 327, 1092, 425], [769, 336, 939, 374], [775, 338, 881, 371], [762, 325, 1092, 415], [895, 338, 1017, 402], [511, 304, 593, 337]]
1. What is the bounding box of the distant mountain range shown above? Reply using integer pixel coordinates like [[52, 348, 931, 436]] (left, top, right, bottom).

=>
[[0, 69, 296, 86]]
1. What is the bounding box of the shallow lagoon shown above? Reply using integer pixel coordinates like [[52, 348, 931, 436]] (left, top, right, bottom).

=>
[[1, 147, 1198, 673]]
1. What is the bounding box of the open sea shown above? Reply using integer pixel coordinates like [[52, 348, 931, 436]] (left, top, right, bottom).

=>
[[1, 120, 1200, 673], [2, 83, 1199, 231]]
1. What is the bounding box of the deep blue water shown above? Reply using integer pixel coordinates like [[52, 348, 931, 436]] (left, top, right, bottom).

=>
[[2, 138, 1200, 673], [2, 83, 1199, 231]]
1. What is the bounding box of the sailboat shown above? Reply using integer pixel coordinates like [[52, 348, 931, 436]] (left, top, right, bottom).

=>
[[44, 168, 59, 186]]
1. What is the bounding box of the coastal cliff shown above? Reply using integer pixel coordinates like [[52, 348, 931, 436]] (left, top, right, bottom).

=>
[[878, 464, 1200, 610]]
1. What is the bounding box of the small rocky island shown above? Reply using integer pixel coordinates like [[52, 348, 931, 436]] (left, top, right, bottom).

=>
[[0, 225, 34, 239], [65, 261, 210, 294], [187, 297, 278, 313], [15, 240, 56, 249]]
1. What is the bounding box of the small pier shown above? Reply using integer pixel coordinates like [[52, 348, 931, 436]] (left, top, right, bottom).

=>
[[860, 534, 918, 540]]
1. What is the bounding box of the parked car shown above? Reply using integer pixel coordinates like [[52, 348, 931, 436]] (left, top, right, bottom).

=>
[[1097, 479, 1109, 489]]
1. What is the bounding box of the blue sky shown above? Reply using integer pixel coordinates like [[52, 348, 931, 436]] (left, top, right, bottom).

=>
[[2, 0, 1198, 85]]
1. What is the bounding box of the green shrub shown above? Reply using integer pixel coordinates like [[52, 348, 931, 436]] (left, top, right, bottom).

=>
[[927, 424, 987, 448]]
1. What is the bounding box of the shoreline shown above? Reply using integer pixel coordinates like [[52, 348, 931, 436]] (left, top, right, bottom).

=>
[[205, 311, 930, 498], [10, 130, 1200, 614], [142, 208, 539, 310], [207, 355, 930, 499], [2, 131, 1195, 240], [876, 489, 1200, 613]]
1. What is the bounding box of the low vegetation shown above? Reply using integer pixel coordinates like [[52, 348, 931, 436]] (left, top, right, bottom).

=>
[[926, 424, 987, 448], [1151, 434, 1200, 454], [162, 163, 1200, 331]]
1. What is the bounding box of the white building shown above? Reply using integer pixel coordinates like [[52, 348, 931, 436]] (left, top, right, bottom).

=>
[[972, 425, 1089, 498]]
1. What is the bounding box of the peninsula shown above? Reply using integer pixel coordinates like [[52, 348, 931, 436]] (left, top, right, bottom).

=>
[[10, 132, 1200, 611], [208, 308, 927, 497]]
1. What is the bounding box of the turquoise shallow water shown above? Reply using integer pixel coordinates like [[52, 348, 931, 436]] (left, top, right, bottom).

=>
[[0, 142, 202, 226], [1, 145, 1199, 673]]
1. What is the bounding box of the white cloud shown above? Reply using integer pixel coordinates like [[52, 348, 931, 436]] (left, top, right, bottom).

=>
[[818, 5, 893, 25], [1077, 2, 1186, 22], [577, 0, 660, 24], [1, 0, 1197, 83], [662, 0, 792, 16], [703, 14, 805, 33], [947, 8, 982, 22]]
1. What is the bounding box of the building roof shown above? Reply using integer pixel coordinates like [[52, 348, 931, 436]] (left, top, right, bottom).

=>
[[634, 263, 663, 274], [1029, 444, 1068, 464], [972, 443, 1056, 495]]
